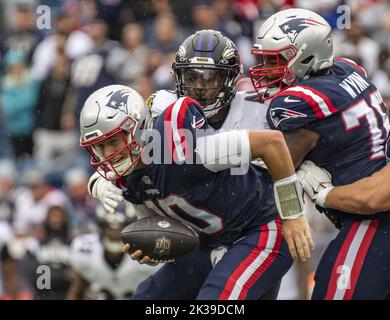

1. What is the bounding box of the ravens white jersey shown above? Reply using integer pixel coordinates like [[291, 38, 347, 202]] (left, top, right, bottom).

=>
[[147, 89, 270, 170], [147, 90, 270, 130], [69, 233, 157, 299]]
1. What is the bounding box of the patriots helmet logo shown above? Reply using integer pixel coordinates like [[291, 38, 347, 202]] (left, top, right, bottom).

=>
[[270, 107, 307, 127], [279, 17, 325, 43], [106, 89, 133, 114]]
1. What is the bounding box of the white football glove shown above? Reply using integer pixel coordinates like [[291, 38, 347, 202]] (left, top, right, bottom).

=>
[[296, 160, 334, 208], [88, 172, 124, 213]]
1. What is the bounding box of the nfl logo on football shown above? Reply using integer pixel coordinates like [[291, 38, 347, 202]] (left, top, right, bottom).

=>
[[154, 237, 171, 257]]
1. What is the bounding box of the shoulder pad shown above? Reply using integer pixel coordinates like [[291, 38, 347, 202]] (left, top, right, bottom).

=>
[[146, 90, 178, 118]]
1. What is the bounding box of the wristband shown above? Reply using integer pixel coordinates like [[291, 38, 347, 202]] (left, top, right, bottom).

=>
[[274, 174, 305, 220], [316, 186, 334, 208]]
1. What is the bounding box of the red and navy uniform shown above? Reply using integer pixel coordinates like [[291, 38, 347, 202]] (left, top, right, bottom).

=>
[[267, 58, 390, 299], [123, 97, 292, 300]]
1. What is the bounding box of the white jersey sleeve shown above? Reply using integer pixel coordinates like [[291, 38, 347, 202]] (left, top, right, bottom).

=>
[[195, 130, 252, 172], [146, 90, 178, 118], [221, 91, 270, 169], [221, 91, 270, 131]]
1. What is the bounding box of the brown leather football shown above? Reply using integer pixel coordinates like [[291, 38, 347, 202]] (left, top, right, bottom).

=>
[[121, 216, 200, 263]]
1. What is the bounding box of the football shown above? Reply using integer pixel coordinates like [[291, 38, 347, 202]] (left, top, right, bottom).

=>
[[120, 216, 200, 263]]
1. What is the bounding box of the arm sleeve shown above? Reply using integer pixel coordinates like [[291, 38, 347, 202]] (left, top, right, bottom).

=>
[[195, 130, 252, 172]]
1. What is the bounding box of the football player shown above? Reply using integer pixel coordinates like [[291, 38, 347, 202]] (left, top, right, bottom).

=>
[[80, 83, 313, 300], [249, 8, 390, 299], [104, 29, 311, 266], [67, 204, 157, 299]]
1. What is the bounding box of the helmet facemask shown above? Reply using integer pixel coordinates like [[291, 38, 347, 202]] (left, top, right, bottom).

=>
[[81, 117, 144, 180], [172, 29, 242, 119], [174, 64, 237, 118], [249, 46, 297, 101]]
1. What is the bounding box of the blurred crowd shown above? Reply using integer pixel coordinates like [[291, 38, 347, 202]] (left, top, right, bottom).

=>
[[0, 0, 389, 300]]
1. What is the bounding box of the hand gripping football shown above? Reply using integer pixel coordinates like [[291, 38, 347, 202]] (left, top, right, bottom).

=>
[[121, 216, 200, 263]]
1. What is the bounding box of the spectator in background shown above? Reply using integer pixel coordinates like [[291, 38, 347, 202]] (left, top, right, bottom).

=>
[[141, 0, 175, 44], [191, 0, 225, 34], [0, 161, 18, 299], [358, 0, 390, 52], [0, 221, 21, 300], [150, 14, 181, 54], [94, 0, 125, 41], [212, 0, 243, 40], [71, 18, 119, 117], [33, 33, 78, 166], [63, 167, 98, 238], [133, 74, 156, 100], [372, 49, 390, 99], [0, 50, 39, 159], [147, 14, 182, 90], [0, 161, 18, 224], [151, 51, 176, 90], [31, 11, 94, 81], [333, 17, 380, 77], [145, 49, 164, 78], [13, 169, 69, 236], [79, 0, 98, 26], [23, 205, 73, 300], [0, 107, 15, 160], [191, 1, 220, 33], [107, 23, 149, 86], [0, 3, 43, 64]]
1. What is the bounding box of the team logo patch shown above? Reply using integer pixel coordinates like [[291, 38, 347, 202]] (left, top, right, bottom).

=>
[[106, 89, 133, 114], [279, 17, 325, 43], [154, 237, 171, 257], [270, 107, 307, 127]]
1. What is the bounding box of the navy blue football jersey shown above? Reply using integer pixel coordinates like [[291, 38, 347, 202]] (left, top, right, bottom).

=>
[[122, 97, 277, 247], [267, 58, 390, 220]]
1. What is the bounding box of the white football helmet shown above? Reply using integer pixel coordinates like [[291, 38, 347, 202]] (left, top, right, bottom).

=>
[[80, 85, 151, 180], [249, 8, 334, 101]]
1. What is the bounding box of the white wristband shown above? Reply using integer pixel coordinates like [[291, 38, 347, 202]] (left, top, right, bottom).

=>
[[274, 174, 305, 220], [315, 186, 334, 208]]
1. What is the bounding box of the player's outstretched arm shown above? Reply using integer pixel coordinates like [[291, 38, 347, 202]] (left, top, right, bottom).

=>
[[248, 130, 314, 262], [248, 130, 296, 180], [299, 161, 390, 214], [326, 166, 390, 214]]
